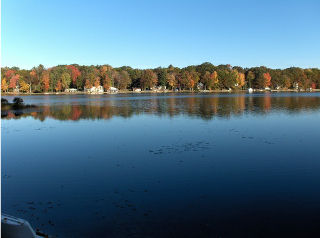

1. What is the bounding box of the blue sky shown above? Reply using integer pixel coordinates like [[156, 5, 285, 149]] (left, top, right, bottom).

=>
[[2, 0, 320, 69]]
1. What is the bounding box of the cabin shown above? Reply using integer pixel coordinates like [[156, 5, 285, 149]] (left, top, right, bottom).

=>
[[85, 86, 104, 94]]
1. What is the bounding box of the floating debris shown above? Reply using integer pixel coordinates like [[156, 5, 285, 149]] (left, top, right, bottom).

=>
[[149, 141, 213, 155]]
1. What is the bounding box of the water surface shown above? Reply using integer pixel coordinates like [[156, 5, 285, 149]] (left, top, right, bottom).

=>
[[2, 92, 320, 237]]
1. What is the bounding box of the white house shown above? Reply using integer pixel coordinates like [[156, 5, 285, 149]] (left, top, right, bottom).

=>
[[152, 86, 166, 91], [65, 88, 78, 93], [13, 86, 20, 93], [197, 82, 204, 90], [108, 87, 119, 94], [133, 88, 142, 92], [85, 86, 104, 94]]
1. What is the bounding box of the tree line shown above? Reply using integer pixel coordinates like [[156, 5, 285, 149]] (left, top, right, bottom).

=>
[[1, 63, 320, 93]]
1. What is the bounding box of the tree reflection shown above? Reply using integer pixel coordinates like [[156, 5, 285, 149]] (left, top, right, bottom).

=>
[[2, 94, 320, 121]]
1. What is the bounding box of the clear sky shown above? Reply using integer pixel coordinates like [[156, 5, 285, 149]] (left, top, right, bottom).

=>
[[2, 0, 320, 70]]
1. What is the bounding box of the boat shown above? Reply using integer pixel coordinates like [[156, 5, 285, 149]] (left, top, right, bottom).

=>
[[1, 213, 48, 238], [248, 88, 253, 93]]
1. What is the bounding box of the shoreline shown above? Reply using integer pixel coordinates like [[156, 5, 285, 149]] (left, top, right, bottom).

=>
[[2, 89, 320, 96]]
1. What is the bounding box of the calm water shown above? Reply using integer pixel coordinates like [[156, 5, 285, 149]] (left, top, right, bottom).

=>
[[2, 92, 320, 238]]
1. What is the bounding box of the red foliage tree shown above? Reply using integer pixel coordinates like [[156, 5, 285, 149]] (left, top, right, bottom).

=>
[[9, 74, 20, 89], [5, 70, 15, 79], [67, 65, 81, 85]]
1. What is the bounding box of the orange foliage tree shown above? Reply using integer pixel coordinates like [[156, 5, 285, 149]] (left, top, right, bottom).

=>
[[103, 74, 112, 91], [237, 72, 246, 88], [41, 71, 50, 92], [263, 72, 271, 88], [94, 77, 100, 87], [85, 79, 92, 89], [55, 80, 62, 92]]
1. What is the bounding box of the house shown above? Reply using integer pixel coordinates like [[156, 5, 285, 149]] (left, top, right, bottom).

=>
[[152, 86, 166, 91], [197, 82, 204, 90], [65, 88, 78, 93], [133, 88, 142, 92], [108, 87, 119, 94], [85, 86, 104, 94], [13, 86, 20, 93]]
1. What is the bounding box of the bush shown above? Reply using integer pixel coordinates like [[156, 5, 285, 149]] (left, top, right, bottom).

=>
[[12, 97, 24, 107], [1, 98, 9, 105]]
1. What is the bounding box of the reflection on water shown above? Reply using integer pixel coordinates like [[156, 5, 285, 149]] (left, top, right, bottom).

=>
[[2, 92, 320, 121], [2, 92, 320, 238]]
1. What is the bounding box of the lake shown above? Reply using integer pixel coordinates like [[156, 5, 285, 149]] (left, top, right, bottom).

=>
[[2, 92, 320, 238]]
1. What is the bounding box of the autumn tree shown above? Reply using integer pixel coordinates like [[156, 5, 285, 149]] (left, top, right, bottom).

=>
[[94, 77, 101, 87], [5, 69, 15, 79], [103, 74, 112, 91], [236, 72, 246, 88], [31, 64, 44, 91], [85, 79, 92, 89], [55, 80, 62, 92], [201, 71, 211, 90], [141, 69, 158, 90], [246, 71, 255, 88], [9, 74, 20, 90], [60, 72, 71, 90], [263, 72, 271, 88], [119, 71, 131, 90], [218, 69, 237, 89], [201, 71, 219, 90], [19, 80, 30, 92], [182, 71, 199, 91], [30, 70, 37, 92], [167, 73, 176, 90], [283, 75, 291, 89], [212, 71, 219, 89], [67, 65, 81, 87], [41, 70, 50, 92], [1, 78, 8, 92]]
